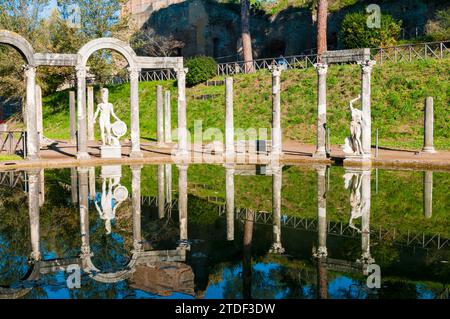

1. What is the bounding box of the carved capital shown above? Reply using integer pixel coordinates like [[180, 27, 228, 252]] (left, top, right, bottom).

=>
[[175, 67, 188, 78], [358, 59, 376, 74], [127, 67, 140, 80], [313, 246, 328, 259], [75, 66, 87, 79], [269, 243, 285, 254], [269, 65, 283, 77], [176, 164, 189, 171], [314, 63, 328, 75], [23, 65, 36, 78]]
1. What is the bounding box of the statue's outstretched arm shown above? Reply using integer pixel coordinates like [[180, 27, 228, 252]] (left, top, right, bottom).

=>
[[110, 104, 120, 121], [349, 95, 362, 110]]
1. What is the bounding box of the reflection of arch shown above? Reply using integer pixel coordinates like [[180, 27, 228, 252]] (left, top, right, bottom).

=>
[[0, 261, 40, 299], [81, 253, 140, 284], [77, 38, 137, 69], [0, 30, 35, 65]]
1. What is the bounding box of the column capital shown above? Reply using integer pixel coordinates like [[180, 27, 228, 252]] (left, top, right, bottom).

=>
[[23, 64, 36, 77], [176, 164, 189, 171], [315, 165, 327, 176], [75, 66, 87, 78], [127, 66, 140, 79], [175, 67, 188, 76], [314, 62, 328, 75], [358, 59, 376, 74], [269, 65, 283, 76]]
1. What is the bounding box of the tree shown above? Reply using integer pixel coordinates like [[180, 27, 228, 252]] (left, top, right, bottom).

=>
[[241, 0, 254, 73], [132, 28, 185, 57], [316, 0, 328, 57]]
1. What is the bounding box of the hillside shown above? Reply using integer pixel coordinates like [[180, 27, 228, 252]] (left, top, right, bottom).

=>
[[42, 57, 450, 150]]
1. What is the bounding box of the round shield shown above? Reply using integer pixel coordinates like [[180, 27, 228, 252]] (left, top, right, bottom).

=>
[[112, 121, 127, 138], [114, 186, 129, 202]]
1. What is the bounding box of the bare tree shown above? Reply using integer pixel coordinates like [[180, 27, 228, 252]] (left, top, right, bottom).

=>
[[132, 28, 185, 57], [316, 0, 328, 57], [241, 0, 254, 73]]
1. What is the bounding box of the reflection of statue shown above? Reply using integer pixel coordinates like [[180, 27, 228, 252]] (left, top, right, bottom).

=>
[[94, 88, 126, 146], [344, 172, 364, 232], [343, 95, 364, 155], [94, 166, 128, 234]]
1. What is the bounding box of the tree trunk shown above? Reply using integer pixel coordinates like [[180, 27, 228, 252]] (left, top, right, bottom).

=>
[[241, 0, 254, 73], [317, 0, 328, 58]]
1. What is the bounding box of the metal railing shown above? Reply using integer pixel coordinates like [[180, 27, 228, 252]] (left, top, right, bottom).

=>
[[0, 130, 26, 157]]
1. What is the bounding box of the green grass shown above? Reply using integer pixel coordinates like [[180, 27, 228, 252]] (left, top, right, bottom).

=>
[[42, 57, 450, 150]]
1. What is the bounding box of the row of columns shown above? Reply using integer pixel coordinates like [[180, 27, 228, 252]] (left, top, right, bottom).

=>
[[156, 86, 173, 146]]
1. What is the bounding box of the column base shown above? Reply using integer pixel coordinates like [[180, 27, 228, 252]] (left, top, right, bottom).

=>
[[77, 152, 91, 160], [344, 153, 372, 167], [224, 152, 236, 162], [130, 150, 144, 158], [269, 243, 285, 254], [313, 150, 328, 159], [421, 146, 437, 154], [313, 246, 328, 259]]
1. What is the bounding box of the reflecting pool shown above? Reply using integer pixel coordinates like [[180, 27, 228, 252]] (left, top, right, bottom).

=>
[[0, 164, 449, 299]]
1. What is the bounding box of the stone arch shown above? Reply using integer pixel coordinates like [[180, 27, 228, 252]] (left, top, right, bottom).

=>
[[0, 30, 35, 65], [0, 261, 40, 299], [77, 37, 138, 69]]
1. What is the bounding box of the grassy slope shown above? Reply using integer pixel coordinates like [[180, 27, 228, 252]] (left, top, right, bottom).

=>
[[43, 57, 450, 150]]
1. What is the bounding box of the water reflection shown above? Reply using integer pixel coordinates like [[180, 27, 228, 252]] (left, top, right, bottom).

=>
[[0, 163, 448, 299]]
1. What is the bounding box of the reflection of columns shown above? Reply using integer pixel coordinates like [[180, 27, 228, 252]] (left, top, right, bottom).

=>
[[176, 68, 188, 157], [165, 164, 172, 204], [70, 167, 78, 204], [270, 165, 284, 253], [271, 66, 282, 157], [313, 63, 328, 158], [69, 91, 76, 144], [24, 65, 39, 159], [359, 60, 376, 156], [164, 91, 172, 143], [158, 164, 165, 219], [225, 164, 235, 241], [88, 167, 96, 200], [131, 165, 143, 252], [78, 167, 90, 257], [242, 210, 254, 299], [35, 85, 43, 145], [76, 66, 90, 159], [360, 169, 374, 265], [129, 67, 143, 158], [177, 165, 189, 245], [423, 171, 433, 219], [225, 77, 234, 161], [38, 170, 45, 207], [28, 170, 41, 261], [422, 97, 436, 153], [156, 85, 164, 146], [87, 86, 95, 141], [317, 260, 328, 299], [314, 165, 327, 259]]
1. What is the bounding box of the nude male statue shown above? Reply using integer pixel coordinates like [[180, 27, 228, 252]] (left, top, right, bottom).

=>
[[94, 88, 120, 145]]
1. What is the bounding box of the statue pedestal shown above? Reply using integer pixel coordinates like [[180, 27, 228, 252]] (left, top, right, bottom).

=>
[[344, 153, 372, 167], [100, 145, 122, 159]]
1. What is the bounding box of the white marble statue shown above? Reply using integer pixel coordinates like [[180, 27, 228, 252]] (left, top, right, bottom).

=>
[[343, 95, 364, 155], [344, 172, 364, 232], [94, 88, 126, 146]]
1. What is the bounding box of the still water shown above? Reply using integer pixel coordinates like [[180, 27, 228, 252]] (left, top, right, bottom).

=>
[[0, 164, 449, 299]]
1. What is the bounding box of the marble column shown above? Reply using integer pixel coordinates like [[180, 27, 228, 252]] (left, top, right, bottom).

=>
[[164, 90, 172, 143], [24, 65, 39, 160], [313, 63, 328, 158], [131, 165, 143, 252], [270, 165, 284, 253], [314, 165, 327, 259], [129, 67, 143, 158], [165, 164, 172, 204], [39, 169, 45, 207], [78, 167, 91, 258], [271, 66, 282, 158], [35, 85, 43, 145], [225, 77, 234, 161], [423, 171, 433, 219], [156, 85, 164, 146], [87, 86, 95, 141], [88, 167, 96, 200], [317, 260, 328, 299], [28, 170, 41, 261], [76, 66, 90, 159], [422, 97, 436, 153], [225, 164, 235, 241], [176, 68, 189, 157], [242, 210, 254, 299], [70, 167, 78, 204], [69, 91, 76, 144], [177, 164, 189, 246], [359, 60, 376, 156], [158, 164, 165, 219], [360, 169, 374, 265]]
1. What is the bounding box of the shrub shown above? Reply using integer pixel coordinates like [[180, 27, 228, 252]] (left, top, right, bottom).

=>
[[185, 56, 217, 87], [340, 12, 401, 49], [425, 8, 450, 41]]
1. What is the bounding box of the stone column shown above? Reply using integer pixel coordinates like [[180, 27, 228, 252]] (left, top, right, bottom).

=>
[[70, 167, 78, 204], [422, 97, 436, 153], [39, 169, 45, 207], [360, 169, 374, 265], [69, 91, 76, 144], [177, 164, 189, 246], [76, 66, 90, 159], [88, 167, 96, 200], [156, 85, 164, 146], [225, 164, 235, 241], [270, 165, 284, 253], [164, 90, 172, 143], [314, 165, 327, 259], [79, 168, 90, 258], [225, 77, 234, 161], [271, 66, 282, 158], [28, 170, 41, 261], [87, 86, 95, 141], [24, 65, 39, 160], [131, 165, 143, 252], [35, 85, 43, 145], [313, 63, 328, 158], [165, 164, 172, 204], [158, 164, 165, 219], [359, 60, 376, 156], [242, 210, 254, 299], [423, 171, 433, 218], [176, 68, 189, 157], [129, 67, 143, 158]]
